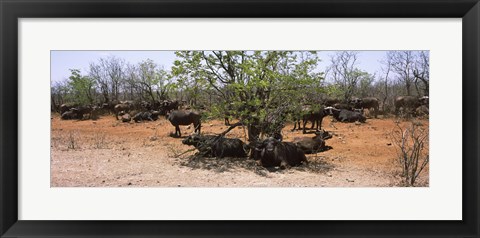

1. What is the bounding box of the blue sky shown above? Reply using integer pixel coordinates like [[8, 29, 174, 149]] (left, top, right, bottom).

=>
[[51, 51, 389, 83]]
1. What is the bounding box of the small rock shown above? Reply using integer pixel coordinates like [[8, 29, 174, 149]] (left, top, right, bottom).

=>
[[128, 182, 132, 185], [209, 124, 213, 127], [177, 184, 181, 187], [355, 121, 361, 125], [387, 143, 392, 146], [102, 180, 105, 183], [346, 179, 355, 182]]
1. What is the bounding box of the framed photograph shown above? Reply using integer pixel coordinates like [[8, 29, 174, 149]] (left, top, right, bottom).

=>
[[1, 0, 479, 237]]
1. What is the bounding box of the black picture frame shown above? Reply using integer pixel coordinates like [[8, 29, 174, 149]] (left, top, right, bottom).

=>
[[1, 0, 479, 237]]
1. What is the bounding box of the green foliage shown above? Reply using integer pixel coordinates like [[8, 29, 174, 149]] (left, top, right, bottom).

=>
[[358, 72, 375, 97], [67, 69, 96, 105], [137, 59, 174, 101], [173, 51, 325, 140], [172, 51, 210, 105]]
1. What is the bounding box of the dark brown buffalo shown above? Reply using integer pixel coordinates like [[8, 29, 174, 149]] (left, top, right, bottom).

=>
[[254, 137, 307, 168], [60, 103, 78, 115], [61, 110, 77, 120], [182, 134, 247, 158], [167, 110, 201, 137], [101, 100, 121, 114], [132, 111, 161, 122], [291, 105, 332, 134], [71, 106, 95, 120], [322, 98, 341, 107], [61, 106, 95, 120], [293, 130, 332, 154], [333, 103, 353, 111], [160, 100, 180, 115], [114, 103, 132, 120], [394, 96, 429, 116], [327, 107, 366, 123], [350, 97, 379, 118]]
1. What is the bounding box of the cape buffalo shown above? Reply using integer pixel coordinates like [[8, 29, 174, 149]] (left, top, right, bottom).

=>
[[350, 97, 379, 118], [71, 106, 95, 120], [132, 111, 161, 122], [160, 100, 180, 115], [182, 134, 248, 158], [101, 100, 120, 114], [254, 137, 307, 168], [291, 105, 331, 134], [61, 110, 77, 120], [114, 103, 132, 120], [167, 110, 201, 137], [327, 107, 366, 123], [293, 130, 333, 154], [323, 98, 341, 107], [394, 96, 429, 117], [333, 103, 354, 111], [60, 103, 78, 115], [61, 106, 95, 120]]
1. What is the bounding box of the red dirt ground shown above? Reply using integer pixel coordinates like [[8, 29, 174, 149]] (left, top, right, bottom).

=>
[[51, 114, 429, 187]]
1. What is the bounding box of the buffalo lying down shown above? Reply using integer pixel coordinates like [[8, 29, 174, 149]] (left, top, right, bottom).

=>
[[60, 106, 96, 120], [182, 134, 247, 158], [167, 110, 201, 137], [60, 103, 78, 115], [61, 110, 77, 120], [327, 107, 366, 123], [254, 137, 307, 168], [293, 130, 332, 154], [133, 111, 161, 122], [114, 103, 132, 120]]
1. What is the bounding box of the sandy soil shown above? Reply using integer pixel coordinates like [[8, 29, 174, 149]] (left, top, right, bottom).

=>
[[51, 114, 429, 187]]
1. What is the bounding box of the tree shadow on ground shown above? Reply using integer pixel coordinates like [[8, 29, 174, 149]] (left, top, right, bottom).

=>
[[291, 156, 334, 173], [178, 153, 334, 177], [179, 156, 270, 177]]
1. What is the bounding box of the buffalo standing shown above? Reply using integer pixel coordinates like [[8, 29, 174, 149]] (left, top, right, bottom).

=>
[[167, 110, 202, 137]]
